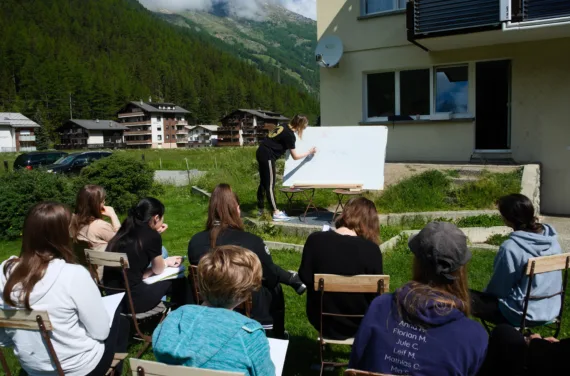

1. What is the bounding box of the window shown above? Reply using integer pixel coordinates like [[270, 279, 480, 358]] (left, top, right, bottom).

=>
[[157, 116, 162, 121], [166, 135, 169, 139], [363, 0, 406, 15], [435, 66, 469, 113], [367, 69, 430, 119], [157, 135, 162, 141], [157, 127, 162, 131], [367, 72, 395, 118]]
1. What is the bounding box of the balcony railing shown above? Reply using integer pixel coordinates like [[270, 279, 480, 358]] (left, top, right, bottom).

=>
[[408, 0, 570, 40], [125, 130, 152, 136], [176, 129, 189, 135], [20, 146, 37, 152], [125, 139, 152, 145], [122, 120, 152, 126], [19, 135, 36, 142], [118, 111, 145, 118], [177, 120, 188, 126]]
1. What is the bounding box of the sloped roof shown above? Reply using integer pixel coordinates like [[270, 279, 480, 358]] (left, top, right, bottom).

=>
[[222, 109, 289, 122], [0, 113, 41, 128], [66, 119, 128, 131], [129, 101, 190, 114], [185, 124, 219, 132]]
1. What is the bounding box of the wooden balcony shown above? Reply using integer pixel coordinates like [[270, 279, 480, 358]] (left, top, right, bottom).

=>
[[122, 120, 152, 126], [125, 130, 152, 136], [176, 129, 189, 135], [118, 111, 145, 118], [177, 120, 188, 126], [125, 139, 152, 145]]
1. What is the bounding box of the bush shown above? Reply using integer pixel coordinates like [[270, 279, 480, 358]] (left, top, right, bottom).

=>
[[456, 214, 504, 228], [78, 154, 157, 213], [0, 170, 76, 239], [486, 233, 510, 246]]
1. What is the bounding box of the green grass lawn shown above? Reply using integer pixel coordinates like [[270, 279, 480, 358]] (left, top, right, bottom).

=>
[[1, 185, 569, 375]]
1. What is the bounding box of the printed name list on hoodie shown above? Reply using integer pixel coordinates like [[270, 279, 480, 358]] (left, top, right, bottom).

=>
[[386, 321, 427, 374]]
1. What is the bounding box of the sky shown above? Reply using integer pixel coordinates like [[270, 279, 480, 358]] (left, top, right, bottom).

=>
[[139, 0, 317, 20]]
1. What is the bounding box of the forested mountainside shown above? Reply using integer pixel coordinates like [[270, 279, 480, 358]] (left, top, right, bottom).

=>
[[0, 0, 319, 139]]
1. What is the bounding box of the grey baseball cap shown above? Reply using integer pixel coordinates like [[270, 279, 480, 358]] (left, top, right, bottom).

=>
[[408, 222, 471, 282]]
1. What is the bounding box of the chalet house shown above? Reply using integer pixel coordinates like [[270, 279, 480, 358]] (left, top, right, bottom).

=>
[[217, 109, 289, 147], [318, 0, 570, 215], [56, 119, 127, 149], [116, 101, 190, 149], [186, 125, 219, 147], [0, 113, 40, 152]]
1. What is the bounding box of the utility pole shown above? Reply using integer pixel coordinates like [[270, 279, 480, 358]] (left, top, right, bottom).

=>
[[69, 93, 73, 119]]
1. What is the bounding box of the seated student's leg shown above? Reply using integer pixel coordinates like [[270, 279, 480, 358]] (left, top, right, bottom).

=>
[[273, 265, 306, 294], [267, 284, 286, 339], [85, 308, 130, 376], [477, 324, 527, 376], [130, 280, 175, 313], [169, 276, 195, 307], [470, 290, 509, 325]]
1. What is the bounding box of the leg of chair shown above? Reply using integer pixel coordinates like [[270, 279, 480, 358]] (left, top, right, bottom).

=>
[[332, 193, 344, 222], [0, 351, 12, 376], [302, 189, 318, 222]]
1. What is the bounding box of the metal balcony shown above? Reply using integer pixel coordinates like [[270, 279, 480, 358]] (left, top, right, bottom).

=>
[[19, 135, 36, 142]]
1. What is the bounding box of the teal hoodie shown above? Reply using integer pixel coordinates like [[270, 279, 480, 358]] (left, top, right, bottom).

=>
[[152, 305, 275, 376], [485, 224, 563, 325]]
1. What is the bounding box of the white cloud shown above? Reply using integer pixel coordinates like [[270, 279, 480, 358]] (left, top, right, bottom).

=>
[[138, 0, 317, 20]]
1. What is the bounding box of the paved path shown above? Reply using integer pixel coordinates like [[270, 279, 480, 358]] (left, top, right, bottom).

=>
[[542, 216, 570, 251], [154, 170, 205, 186]]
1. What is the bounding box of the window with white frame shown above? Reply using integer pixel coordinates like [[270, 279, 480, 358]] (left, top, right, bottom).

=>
[[365, 65, 469, 121], [362, 0, 406, 15], [157, 135, 162, 141]]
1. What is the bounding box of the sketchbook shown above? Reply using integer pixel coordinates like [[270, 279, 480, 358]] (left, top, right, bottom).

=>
[[268, 338, 289, 376], [102, 293, 125, 327], [143, 266, 186, 285]]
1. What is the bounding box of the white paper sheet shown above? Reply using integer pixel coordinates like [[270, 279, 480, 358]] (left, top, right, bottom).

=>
[[102, 293, 125, 327], [143, 266, 186, 285], [268, 338, 289, 376]]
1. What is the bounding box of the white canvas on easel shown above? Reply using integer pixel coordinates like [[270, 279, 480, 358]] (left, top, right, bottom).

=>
[[283, 126, 388, 190]]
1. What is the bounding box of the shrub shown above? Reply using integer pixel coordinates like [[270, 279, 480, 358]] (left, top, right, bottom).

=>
[[456, 214, 504, 228], [78, 154, 157, 213], [486, 233, 510, 246], [0, 170, 76, 239]]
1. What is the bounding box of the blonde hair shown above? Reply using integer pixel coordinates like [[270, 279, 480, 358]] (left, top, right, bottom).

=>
[[198, 245, 262, 309], [289, 114, 309, 139]]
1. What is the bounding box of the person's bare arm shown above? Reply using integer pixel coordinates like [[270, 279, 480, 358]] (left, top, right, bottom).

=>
[[290, 147, 317, 160]]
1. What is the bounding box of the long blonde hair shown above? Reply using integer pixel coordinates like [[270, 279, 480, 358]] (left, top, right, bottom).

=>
[[289, 114, 308, 139]]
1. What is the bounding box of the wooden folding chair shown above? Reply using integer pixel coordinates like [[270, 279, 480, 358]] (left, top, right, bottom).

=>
[[129, 358, 245, 375], [345, 369, 397, 376], [189, 264, 252, 317], [520, 253, 570, 337], [84, 250, 168, 358], [315, 274, 390, 376]]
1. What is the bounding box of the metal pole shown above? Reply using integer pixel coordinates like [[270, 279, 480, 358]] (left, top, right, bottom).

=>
[[141, 154, 145, 162]]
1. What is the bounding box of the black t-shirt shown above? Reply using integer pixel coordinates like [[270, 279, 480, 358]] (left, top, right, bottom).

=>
[[188, 227, 284, 325], [260, 124, 296, 159], [298, 230, 384, 340], [104, 224, 162, 288]]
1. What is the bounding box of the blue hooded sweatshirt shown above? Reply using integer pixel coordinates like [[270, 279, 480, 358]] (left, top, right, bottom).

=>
[[485, 224, 562, 325], [349, 284, 488, 376], [152, 305, 275, 376]]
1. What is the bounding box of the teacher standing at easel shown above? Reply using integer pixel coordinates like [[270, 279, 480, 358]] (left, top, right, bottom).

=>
[[256, 114, 317, 222]]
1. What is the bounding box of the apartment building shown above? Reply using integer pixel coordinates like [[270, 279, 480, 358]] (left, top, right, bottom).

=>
[[57, 119, 127, 149], [0, 113, 40, 152], [317, 0, 570, 214], [117, 101, 190, 148]]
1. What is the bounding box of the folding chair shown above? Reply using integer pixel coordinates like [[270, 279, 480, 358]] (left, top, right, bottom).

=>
[[189, 264, 252, 317], [0, 309, 126, 376], [129, 358, 245, 375], [345, 370, 397, 376], [84, 249, 168, 358], [315, 274, 390, 376], [520, 253, 570, 337]]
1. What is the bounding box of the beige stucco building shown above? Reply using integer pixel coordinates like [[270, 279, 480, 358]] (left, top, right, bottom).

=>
[[317, 0, 570, 215]]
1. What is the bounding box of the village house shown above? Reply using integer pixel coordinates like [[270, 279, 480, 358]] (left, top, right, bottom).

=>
[[217, 109, 289, 147], [116, 101, 190, 149], [56, 119, 127, 149], [0, 113, 40, 152], [186, 124, 219, 147], [317, 0, 570, 215]]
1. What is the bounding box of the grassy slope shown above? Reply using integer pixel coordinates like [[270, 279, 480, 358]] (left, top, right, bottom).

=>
[[2, 185, 569, 375]]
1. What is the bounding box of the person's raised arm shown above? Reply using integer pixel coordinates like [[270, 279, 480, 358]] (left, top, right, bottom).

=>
[[101, 205, 121, 232], [289, 147, 317, 161]]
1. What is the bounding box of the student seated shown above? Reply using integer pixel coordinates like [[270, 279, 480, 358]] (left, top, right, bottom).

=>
[[479, 324, 570, 376], [298, 197, 383, 340], [471, 194, 562, 326], [104, 197, 193, 313], [349, 222, 488, 376], [188, 183, 305, 338], [70, 184, 121, 249], [153, 245, 275, 376], [0, 202, 129, 376]]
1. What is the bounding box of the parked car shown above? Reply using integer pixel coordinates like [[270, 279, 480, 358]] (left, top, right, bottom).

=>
[[45, 151, 112, 174], [13, 151, 68, 170]]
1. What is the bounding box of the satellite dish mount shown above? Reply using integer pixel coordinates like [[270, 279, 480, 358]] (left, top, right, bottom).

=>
[[315, 35, 344, 68]]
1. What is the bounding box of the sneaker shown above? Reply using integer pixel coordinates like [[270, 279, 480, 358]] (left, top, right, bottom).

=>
[[272, 211, 291, 222], [288, 271, 306, 295]]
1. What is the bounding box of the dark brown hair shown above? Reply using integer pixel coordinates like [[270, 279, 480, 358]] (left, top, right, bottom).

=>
[[206, 184, 244, 248], [334, 197, 380, 244], [395, 257, 471, 328], [198, 245, 262, 309], [70, 185, 106, 242], [3, 202, 76, 309], [497, 193, 543, 233]]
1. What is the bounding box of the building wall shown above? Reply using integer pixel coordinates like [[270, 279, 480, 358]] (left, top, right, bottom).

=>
[[317, 3, 570, 214], [151, 115, 163, 148], [0, 126, 14, 151], [87, 130, 104, 145]]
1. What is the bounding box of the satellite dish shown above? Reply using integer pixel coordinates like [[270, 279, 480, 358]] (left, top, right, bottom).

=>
[[315, 35, 344, 68]]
